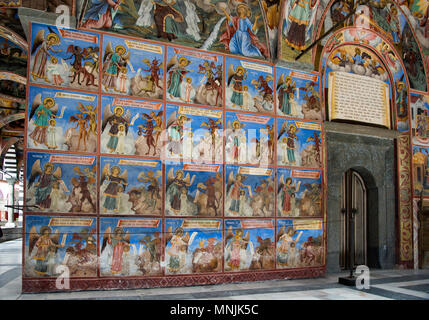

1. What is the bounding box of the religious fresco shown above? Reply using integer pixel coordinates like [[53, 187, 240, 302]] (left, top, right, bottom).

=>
[[27, 86, 98, 153], [25, 152, 97, 213], [261, 0, 283, 56], [101, 34, 164, 99], [225, 56, 274, 114], [0, 36, 27, 76], [315, 0, 427, 92], [224, 219, 275, 271], [411, 91, 429, 146], [165, 104, 223, 163], [29, 22, 100, 91], [225, 165, 274, 217], [276, 168, 322, 217], [412, 145, 429, 196], [276, 66, 321, 120], [0, 77, 25, 100], [100, 217, 162, 276], [225, 111, 275, 165], [276, 118, 322, 168], [165, 218, 223, 274], [276, 218, 323, 268], [100, 96, 163, 156], [166, 46, 223, 108], [0, 0, 21, 7], [80, 0, 270, 60], [100, 157, 162, 215], [165, 162, 223, 217], [24, 215, 98, 277], [279, 0, 324, 66]]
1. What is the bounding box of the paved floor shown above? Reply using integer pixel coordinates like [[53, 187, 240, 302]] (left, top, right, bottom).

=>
[[1, 239, 429, 300]]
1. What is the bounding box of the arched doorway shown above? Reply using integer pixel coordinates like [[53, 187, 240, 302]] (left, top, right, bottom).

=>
[[340, 169, 367, 269]]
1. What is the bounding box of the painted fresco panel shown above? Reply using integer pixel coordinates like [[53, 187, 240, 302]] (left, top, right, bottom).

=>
[[29, 22, 100, 91], [165, 104, 223, 163], [101, 34, 164, 99], [27, 86, 98, 153], [25, 152, 97, 213], [276, 218, 323, 268], [165, 162, 223, 217], [100, 96, 163, 156], [100, 157, 162, 215], [165, 218, 223, 274], [277, 168, 322, 217], [225, 56, 274, 114], [276, 118, 322, 168], [24, 215, 98, 277], [224, 219, 275, 272], [100, 217, 162, 276], [225, 164, 275, 217]]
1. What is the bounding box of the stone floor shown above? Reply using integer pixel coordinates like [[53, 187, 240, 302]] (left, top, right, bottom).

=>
[[1, 239, 429, 300]]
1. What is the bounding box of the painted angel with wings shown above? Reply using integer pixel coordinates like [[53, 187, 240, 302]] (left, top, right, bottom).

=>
[[101, 104, 131, 153], [278, 121, 299, 165], [228, 65, 248, 109], [166, 168, 195, 215], [31, 26, 61, 82], [101, 163, 128, 213], [277, 74, 297, 116], [28, 160, 62, 210], [226, 172, 252, 216], [29, 94, 59, 147], [225, 226, 250, 271], [283, 0, 319, 51], [102, 42, 130, 91], [28, 225, 64, 276], [278, 174, 301, 216], [277, 225, 303, 267], [166, 111, 191, 157], [101, 226, 131, 275], [165, 226, 196, 273], [226, 120, 246, 163], [167, 55, 192, 100]]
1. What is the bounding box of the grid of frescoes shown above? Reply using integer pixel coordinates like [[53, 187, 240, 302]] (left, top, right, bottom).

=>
[[23, 22, 325, 282]]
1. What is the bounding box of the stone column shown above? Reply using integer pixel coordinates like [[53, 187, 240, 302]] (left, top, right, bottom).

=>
[[5, 178, 16, 228]]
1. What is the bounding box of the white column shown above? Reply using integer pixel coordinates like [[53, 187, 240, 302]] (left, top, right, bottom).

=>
[[5, 178, 16, 228]]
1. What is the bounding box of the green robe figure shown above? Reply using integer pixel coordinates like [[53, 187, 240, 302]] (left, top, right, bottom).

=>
[[167, 57, 191, 99], [285, 0, 317, 50]]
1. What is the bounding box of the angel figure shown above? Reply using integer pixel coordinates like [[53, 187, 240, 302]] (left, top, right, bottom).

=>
[[102, 43, 130, 91], [201, 118, 222, 163], [166, 112, 191, 157], [166, 168, 195, 215], [101, 105, 131, 153], [101, 164, 128, 213], [70, 166, 97, 213], [101, 227, 131, 275], [225, 226, 250, 271], [165, 227, 191, 273], [31, 27, 62, 82], [28, 161, 62, 210], [29, 95, 59, 147], [277, 226, 303, 267], [28, 226, 64, 276], [278, 175, 301, 216], [226, 173, 252, 216], [226, 120, 246, 163], [69, 113, 90, 151], [228, 65, 248, 109], [167, 56, 192, 100], [277, 75, 296, 116], [278, 122, 299, 165]]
